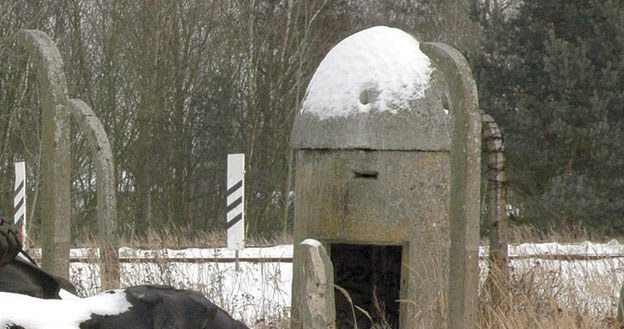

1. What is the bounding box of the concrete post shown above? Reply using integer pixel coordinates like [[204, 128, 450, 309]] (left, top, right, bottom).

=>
[[17, 30, 71, 279], [481, 112, 509, 306], [298, 239, 336, 329], [421, 42, 481, 329], [68, 99, 119, 289]]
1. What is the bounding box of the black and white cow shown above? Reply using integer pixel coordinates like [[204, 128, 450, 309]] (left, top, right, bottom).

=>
[[0, 285, 216, 329], [213, 304, 250, 329], [0, 254, 76, 299], [0, 215, 69, 299], [0, 214, 75, 299], [0, 216, 251, 329], [80, 285, 223, 329], [0, 283, 251, 329], [86, 285, 251, 329]]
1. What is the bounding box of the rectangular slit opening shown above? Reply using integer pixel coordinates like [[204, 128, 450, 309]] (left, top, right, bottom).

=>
[[353, 170, 379, 179]]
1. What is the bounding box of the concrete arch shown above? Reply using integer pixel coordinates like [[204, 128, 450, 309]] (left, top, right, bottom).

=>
[[17, 29, 71, 278], [68, 99, 119, 289], [421, 42, 482, 329], [17, 30, 119, 288]]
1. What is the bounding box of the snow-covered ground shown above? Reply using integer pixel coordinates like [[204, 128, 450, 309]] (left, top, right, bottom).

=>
[[481, 241, 624, 318], [27, 241, 624, 324]]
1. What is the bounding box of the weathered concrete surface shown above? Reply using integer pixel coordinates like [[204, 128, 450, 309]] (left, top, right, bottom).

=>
[[481, 112, 509, 306], [298, 239, 336, 329], [68, 99, 119, 289], [17, 30, 71, 279], [293, 151, 449, 244], [292, 150, 450, 329], [291, 68, 452, 152], [421, 42, 481, 329]]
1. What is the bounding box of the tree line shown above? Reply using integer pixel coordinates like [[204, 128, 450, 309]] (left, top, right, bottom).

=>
[[0, 0, 621, 241]]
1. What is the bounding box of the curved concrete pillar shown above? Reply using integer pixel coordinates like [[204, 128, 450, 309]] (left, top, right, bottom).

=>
[[68, 99, 119, 289], [421, 42, 482, 329], [17, 30, 119, 287], [17, 30, 71, 278]]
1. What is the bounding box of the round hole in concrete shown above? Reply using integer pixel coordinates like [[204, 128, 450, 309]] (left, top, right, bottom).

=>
[[359, 82, 380, 105]]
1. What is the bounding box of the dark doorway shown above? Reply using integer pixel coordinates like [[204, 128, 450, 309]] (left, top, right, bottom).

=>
[[331, 243, 402, 329]]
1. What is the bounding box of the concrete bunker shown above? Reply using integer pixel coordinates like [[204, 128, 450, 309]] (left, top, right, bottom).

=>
[[291, 26, 481, 329]]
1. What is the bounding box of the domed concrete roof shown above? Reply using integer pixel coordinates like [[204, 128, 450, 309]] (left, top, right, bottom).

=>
[[291, 26, 452, 151]]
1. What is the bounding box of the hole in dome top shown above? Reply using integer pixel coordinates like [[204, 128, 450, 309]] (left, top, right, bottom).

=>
[[359, 82, 380, 106], [359, 90, 370, 105]]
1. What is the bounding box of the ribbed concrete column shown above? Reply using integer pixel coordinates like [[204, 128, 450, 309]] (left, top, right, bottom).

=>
[[481, 112, 509, 306]]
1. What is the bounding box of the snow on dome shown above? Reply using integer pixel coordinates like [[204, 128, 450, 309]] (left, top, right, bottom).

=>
[[301, 26, 433, 120]]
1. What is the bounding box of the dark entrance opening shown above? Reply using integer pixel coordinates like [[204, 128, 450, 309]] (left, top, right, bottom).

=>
[[330, 243, 402, 329]]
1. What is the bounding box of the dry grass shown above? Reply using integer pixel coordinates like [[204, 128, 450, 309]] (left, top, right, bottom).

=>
[[67, 225, 293, 249], [505, 223, 608, 244], [27, 227, 624, 329], [336, 229, 622, 329], [479, 261, 617, 329]]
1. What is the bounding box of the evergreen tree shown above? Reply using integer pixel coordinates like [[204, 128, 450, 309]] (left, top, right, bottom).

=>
[[473, 0, 624, 235]]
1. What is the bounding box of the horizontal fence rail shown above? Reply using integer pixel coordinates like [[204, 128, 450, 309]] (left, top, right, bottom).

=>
[[70, 256, 294, 264], [23, 242, 624, 264]]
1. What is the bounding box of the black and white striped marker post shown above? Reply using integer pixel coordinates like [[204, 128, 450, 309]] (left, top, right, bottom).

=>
[[227, 154, 245, 270], [13, 161, 26, 246]]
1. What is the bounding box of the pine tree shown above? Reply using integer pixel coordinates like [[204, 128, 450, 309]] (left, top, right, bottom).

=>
[[473, 0, 624, 234]]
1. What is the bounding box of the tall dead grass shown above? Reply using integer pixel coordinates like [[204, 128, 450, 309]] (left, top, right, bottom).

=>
[[479, 259, 617, 329], [36, 227, 624, 329], [504, 224, 608, 244], [68, 225, 293, 249], [336, 236, 621, 329]]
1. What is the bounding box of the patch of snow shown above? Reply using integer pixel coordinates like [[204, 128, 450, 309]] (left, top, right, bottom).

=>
[[0, 290, 130, 329], [29, 245, 294, 261], [300, 239, 322, 247], [117, 245, 293, 260], [301, 26, 433, 119], [59, 288, 81, 300], [510, 240, 624, 257]]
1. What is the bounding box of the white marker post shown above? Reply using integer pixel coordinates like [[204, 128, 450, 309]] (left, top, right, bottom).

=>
[[227, 154, 245, 270], [13, 161, 26, 247]]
